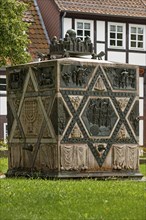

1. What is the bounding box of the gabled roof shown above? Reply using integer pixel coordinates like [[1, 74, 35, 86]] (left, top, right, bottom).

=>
[[54, 0, 146, 18], [23, 0, 50, 59]]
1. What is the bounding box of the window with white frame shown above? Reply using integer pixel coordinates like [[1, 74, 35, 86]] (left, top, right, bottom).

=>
[[129, 25, 144, 49], [108, 23, 125, 48], [75, 20, 93, 41]]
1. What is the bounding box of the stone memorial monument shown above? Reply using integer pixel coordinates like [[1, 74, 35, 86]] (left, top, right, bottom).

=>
[[6, 31, 142, 179]]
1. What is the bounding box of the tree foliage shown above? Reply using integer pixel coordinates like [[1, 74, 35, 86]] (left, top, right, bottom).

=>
[[0, 0, 31, 66]]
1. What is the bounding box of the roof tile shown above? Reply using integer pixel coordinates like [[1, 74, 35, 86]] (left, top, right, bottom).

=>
[[54, 0, 146, 18], [23, 0, 49, 59]]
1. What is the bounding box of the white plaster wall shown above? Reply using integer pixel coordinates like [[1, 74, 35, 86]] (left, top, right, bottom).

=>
[[96, 43, 105, 59], [139, 120, 144, 146], [63, 18, 72, 38], [0, 75, 6, 79], [3, 123, 7, 142], [108, 51, 126, 63], [0, 97, 7, 115], [139, 77, 144, 97], [0, 91, 6, 95], [96, 21, 105, 41], [129, 53, 146, 66], [139, 99, 144, 116]]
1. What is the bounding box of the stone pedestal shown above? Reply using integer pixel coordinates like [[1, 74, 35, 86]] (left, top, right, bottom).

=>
[[6, 58, 142, 179]]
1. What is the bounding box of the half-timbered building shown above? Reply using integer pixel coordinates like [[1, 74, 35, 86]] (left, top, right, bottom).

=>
[[37, 0, 146, 146]]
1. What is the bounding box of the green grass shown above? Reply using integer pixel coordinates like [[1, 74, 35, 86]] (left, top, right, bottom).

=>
[[140, 164, 146, 177], [0, 157, 146, 220], [0, 179, 146, 220], [0, 146, 7, 151], [0, 157, 8, 174]]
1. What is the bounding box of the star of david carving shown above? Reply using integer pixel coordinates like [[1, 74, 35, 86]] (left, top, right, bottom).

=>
[[60, 65, 138, 167]]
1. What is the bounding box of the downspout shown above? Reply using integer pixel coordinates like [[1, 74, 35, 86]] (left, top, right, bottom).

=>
[[61, 12, 66, 38], [34, 0, 50, 44]]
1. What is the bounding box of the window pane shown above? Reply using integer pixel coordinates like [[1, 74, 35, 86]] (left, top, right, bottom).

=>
[[110, 33, 115, 38], [138, 35, 143, 41], [110, 25, 116, 32], [131, 34, 136, 40], [117, 33, 122, 39], [110, 40, 115, 46], [77, 30, 83, 36], [138, 42, 143, 48], [138, 28, 143, 34], [117, 40, 122, 46], [131, 27, 136, 33], [79, 37, 83, 41], [131, 41, 136, 47], [117, 26, 123, 32], [77, 22, 83, 29], [84, 23, 90, 29], [84, 30, 90, 36]]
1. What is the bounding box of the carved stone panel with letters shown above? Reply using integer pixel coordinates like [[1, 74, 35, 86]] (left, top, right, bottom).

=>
[[6, 59, 142, 179]]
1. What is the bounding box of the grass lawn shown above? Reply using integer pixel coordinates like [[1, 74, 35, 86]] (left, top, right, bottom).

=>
[[0, 158, 146, 220], [140, 164, 146, 177], [0, 157, 8, 174]]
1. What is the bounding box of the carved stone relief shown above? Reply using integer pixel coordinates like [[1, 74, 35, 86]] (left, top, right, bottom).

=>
[[13, 98, 21, 112], [116, 124, 130, 140], [93, 143, 106, 158], [42, 126, 52, 139], [128, 100, 139, 136], [8, 68, 27, 91], [69, 123, 83, 138], [21, 98, 43, 137], [24, 99, 38, 134], [42, 97, 52, 112], [82, 98, 118, 136], [126, 145, 138, 170], [61, 145, 88, 171], [34, 66, 55, 89], [50, 97, 71, 135], [113, 145, 138, 170], [13, 125, 22, 138], [39, 144, 58, 171], [61, 64, 94, 88], [7, 61, 139, 177], [50, 29, 93, 55], [26, 78, 35, 92], [69, 95, 83, 110], [7, 102, 14, 136], [116, 97, 130, 111], [104, 67, 136, 90], [93, 75, 106, 91], [10, 144, 23, 168], [10, 99, 22, 138]]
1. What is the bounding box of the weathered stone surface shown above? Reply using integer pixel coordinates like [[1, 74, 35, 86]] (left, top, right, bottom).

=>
[[6, 58, 142, 178]]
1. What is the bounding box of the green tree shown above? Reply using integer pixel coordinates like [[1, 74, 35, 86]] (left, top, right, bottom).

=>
[[0, 0, 31, 66]]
